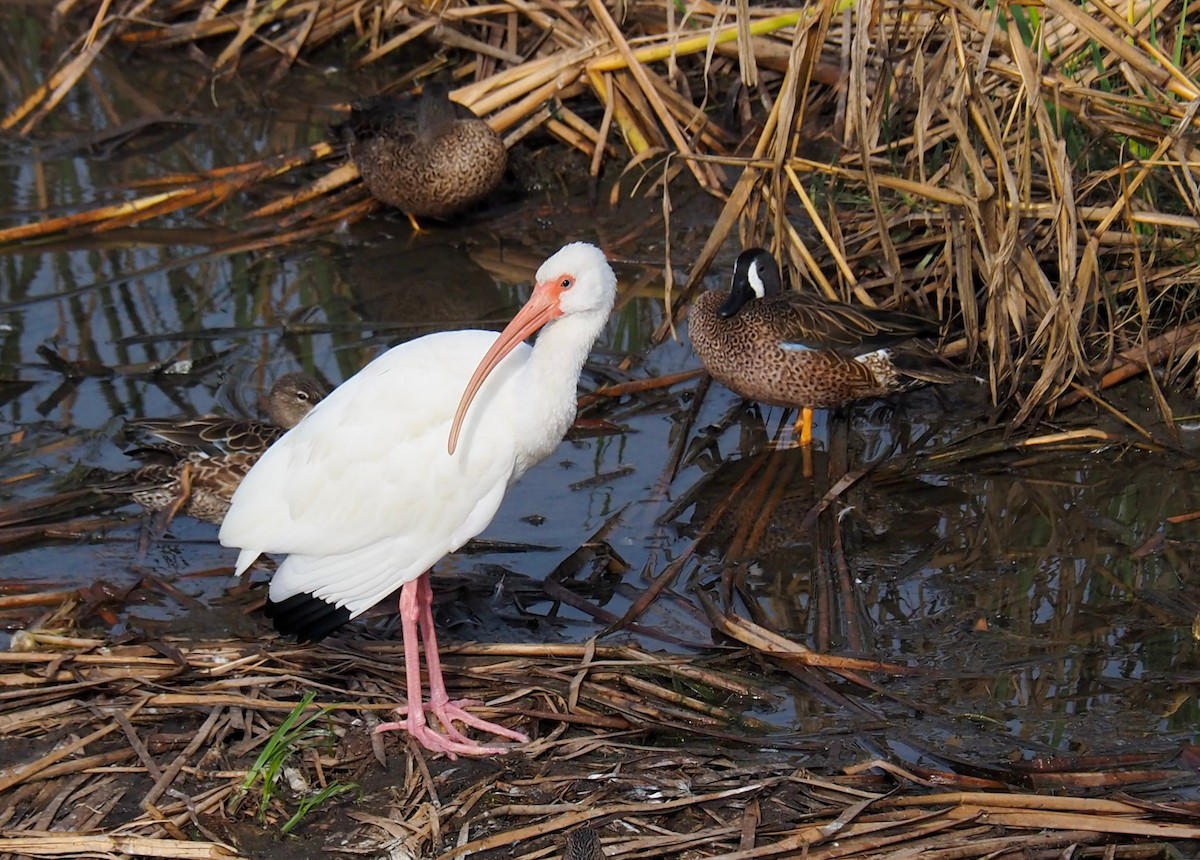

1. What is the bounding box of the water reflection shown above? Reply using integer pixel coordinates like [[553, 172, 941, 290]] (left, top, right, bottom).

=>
[[669, 392, 1200, 751], [338, 231, 513, 334]]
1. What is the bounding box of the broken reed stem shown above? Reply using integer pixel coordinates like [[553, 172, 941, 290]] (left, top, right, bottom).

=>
[[587, 10, 805, 72]]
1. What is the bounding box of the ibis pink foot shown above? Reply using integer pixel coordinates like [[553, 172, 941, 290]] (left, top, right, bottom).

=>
[[374, 574, 528, 758]]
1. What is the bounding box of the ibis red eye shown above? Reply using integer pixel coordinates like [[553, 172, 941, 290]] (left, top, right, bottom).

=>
[[559, 276, 574, 290]]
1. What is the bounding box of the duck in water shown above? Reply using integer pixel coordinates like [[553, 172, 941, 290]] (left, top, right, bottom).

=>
[[347, 80, 507, 223], [689, 248, 956, 453], [115, 372, 327, 526]]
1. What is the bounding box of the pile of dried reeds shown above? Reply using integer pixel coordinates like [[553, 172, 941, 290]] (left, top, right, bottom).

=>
[[4, 618, 1200, 859], [5, 0, 1200, 424]]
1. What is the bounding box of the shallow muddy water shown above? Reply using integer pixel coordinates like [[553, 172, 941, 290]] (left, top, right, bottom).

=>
[[2, 10, 1199, 796]]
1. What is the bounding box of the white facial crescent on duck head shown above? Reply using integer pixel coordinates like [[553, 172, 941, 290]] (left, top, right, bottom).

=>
[[747, 259, 767, 299]]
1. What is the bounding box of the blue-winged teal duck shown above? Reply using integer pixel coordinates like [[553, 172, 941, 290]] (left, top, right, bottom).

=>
[[689, 248, 953, 446], [347, 81, 507, 221], [116, 372, 327, 525]]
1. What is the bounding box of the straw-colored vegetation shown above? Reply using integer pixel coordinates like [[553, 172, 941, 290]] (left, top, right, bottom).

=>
[[3, 621, 1199, 858], [4, 4, 1200, 854], [3, 0, 1200, 425]]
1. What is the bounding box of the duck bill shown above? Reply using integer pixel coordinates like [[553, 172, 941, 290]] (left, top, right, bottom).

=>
[[448, 283, 561, 455], [717, 289, 748, 319]]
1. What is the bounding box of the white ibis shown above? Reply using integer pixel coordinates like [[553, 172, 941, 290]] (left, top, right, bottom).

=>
[[219, 242, 618, 757]]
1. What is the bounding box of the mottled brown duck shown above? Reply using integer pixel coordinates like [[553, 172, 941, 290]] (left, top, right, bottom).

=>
[[689, 248, 954, 447], [347, 81, 507, 221], [563, 828, 605, 860], [115, 372, 327, 525]]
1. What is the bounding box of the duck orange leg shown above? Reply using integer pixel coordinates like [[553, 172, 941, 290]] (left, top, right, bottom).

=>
[[794, 407, 814, 446], [794, 407, 814, 477]]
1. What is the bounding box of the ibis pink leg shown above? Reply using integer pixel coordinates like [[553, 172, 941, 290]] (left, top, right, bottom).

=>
[[375, 573, 528, 758], [414, 576, 529, 744]]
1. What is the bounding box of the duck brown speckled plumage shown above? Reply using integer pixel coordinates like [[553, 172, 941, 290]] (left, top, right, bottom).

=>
[[689, 248, 955, 445], [347, 81, 507, 221], [115, 372, 327, 525], [563, 828, 605, 860]]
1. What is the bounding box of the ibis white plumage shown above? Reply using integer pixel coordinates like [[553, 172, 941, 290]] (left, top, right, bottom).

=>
[[219, 242, 618, 757]]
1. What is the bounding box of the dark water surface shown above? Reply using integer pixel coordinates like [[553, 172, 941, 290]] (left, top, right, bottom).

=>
[[2, 13, 1199, 774]]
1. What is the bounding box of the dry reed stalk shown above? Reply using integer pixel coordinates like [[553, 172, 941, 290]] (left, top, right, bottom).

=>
[[437, 782, 772, 860], [586, 10, 805, 72], [2, 13, 124, 134], [0, 590, 78, 610], [586, 0, 720, 192], [3, 620, 1195, 860], [356, 17, 439, 65], [0, 835, 239, 858], [248, 161, 364, 219], [0, 716, 127, 793], [699, 586, 883, 684]]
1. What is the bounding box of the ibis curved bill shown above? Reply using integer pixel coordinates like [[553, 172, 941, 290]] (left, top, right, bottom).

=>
[[219, 242, 617, 758], [448, 271, 566, 455]]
